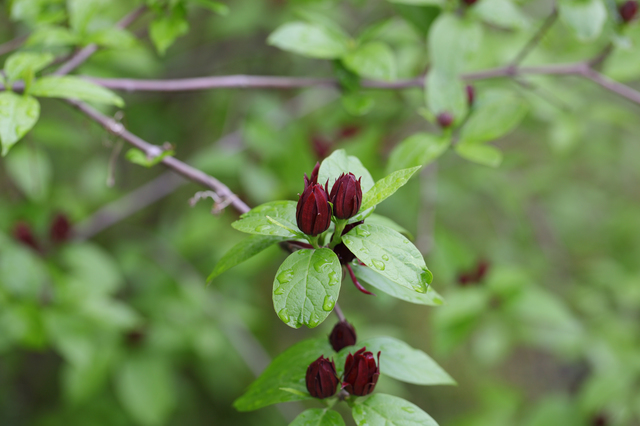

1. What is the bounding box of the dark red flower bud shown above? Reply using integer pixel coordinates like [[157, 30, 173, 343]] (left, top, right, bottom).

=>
[[457, 260, 490, 286], [50, 213, 72, 244], [329, 173, 362, 220], [339, 125, 360, 139], [311, 136, 331, 160], [437, 112, 454, 128], [297, 183, 331, 236], [592, 413, 608, 426], [463, 0, 478, 5], [342, 347, 380, 396], [466, 84, 475, 106], [619, 1, 638, 22], [13, 221, 40, 251], [304, 162, 321, 189], [332, 221, 363, 264], [306, 355, 339, 399], [329, 321, 357, 352]]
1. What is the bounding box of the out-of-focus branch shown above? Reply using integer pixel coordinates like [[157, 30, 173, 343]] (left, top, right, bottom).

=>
[[509, 6, 558, 66], [0, 34, 28, 56]]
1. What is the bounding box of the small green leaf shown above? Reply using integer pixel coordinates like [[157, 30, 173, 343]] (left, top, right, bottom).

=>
[[4, 52, 54, 83], [150, 6, 189, 55], [459, 89, 528, 145], [387, 132, 450, 172], [233, 338, 333, 411], [455, 143, 503, 167], [425, 69, 467, 120], [352, 263, 443, 305], [67, 0, 106, 35], [388, 0, 444, 5], [208, 235, 287, 282], [268, 21, 350, 59], [342, 42, 397, 81], [30, 76, 124, 107], [86, 28, 137, 48], [272, 248, 341, 329], [290, 408, 346, 426], [318, 149, 375, 193], [559, 0, 607, 41], [341, 92, 375, 116], [428, 13, 482, 74], [189, 0, 229, 15], [26, 26, 80, 48], [342, 224, 432, 293], [471, 0, 529, 30], [0, 93, 40, 156], [125, 148, 174, 168], [360, 166, 421, 212], [231, 200, 302, 238], [354, 337, 455, 385], [351, 394, 439, 426]]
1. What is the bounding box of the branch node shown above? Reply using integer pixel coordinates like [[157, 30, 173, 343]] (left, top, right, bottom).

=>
[[189, 190, 231, 215]]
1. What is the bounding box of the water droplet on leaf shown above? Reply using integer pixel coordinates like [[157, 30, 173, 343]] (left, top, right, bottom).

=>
[[276, 269, 294, 284], [274, 286, 285, 295], [277, 308, 290, 323], [372, 260, 385, 270], [356, 227, 370, 237], [328, 271, 339, 286], [322, 295, 335, 311], [313, 259, 330, 273], [382, 254, 390, 261], [402, 406, 415, 413], [256, 224, 271, 232]]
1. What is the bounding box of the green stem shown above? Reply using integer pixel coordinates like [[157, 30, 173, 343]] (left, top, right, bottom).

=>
[[308, 235, 321, 249], [329, 219, 348, 249]]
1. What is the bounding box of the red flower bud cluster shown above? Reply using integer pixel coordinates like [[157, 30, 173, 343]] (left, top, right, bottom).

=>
[[296, 163, 332, 236], [329, 173, 362, 220], [11, 213, 73, 254]]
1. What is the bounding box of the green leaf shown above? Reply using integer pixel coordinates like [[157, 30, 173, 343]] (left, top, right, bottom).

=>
[[351, 263, 443, 305], [86, 28, 137, 48], [268, 21, 350, 59], [428, 13, 482, 74], [125, 148, 174, 168], [425, 68, 467, 120], [59, 243, 123, 298], [67, 0, 106, 35], [114, 355, 176, 426], [4, 52, 54, 83], [342, 42, 397, 81], [455, 143, 503, 167], [26, 26, 80, 48], [150, 6, 190, 55], [352, 394, 439, 426], [360, 166, 421, 211], [208, 235, 288, 281], [387, 132, 450, 172], [388, 0, 444, 5], [272, 248, 341, 328], [233, 338, 333, 411], [189, 0, 229, 15], [459, 89, 528, 145], [3, 144, 50, 201], [341, 92, 375, 116], [391, 4, 440, 36], [356, 337, 455, 385], [290, 408, 346, 426], [471, 0, 529, 30], [318, 149, 375, 193], [559, 0, 606, 41], [342, 224, 432, 293], [365, 214, 413, 239], [0, 93, 40, 156], [231, 200, 302, 239], [30, 76, 124, 107]]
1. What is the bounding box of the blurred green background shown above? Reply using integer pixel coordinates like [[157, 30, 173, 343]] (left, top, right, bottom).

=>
[[1, 0, 640, 425]]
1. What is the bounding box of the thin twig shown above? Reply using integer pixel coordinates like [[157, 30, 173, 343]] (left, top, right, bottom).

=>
[[510, 6, 558, 66], [0, 34, 28, 56], [333, 302, 346, 322], [580, 68, 640, 105]]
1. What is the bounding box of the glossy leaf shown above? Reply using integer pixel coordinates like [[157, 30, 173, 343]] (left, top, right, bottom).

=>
[[360, 166, 421, 211], [365, 214, 413, 239], [0, 93, 40, 156], [318, 149, 375, 193], [342, 224, 432, 293], [268, 21, 350, 59], [272, 248, 341, 328], [387, 132, 450, 172], [351, 394, 439, 426], [290, 408, 345, 426], [30, 76, 124, 107], [234, 338, 333, 411], [208, 234, 288, 281], [231, 200, 303, 238], [343, 42, 397, 81], [352, 263, 443, 305], [559, 0, 607, 41]]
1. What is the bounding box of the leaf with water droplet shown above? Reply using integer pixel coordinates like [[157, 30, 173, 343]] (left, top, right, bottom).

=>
[[351, 393, 439, 426], [290, 408, 346, 426], [372, 259, 386, 271], [277, 268, 295, 284], [322, 295, 335, 312]]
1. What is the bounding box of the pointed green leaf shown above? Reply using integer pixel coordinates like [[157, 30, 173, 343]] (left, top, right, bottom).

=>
[[233, 338, 333, 411], [268, 21, 350, 59], [387, 132, 450, 172], [4, 52, 54, 83], [149, 5, 189, 55], [455, 143, 503, 167], [30, 76, 124, 107], [365, 214, 413, 239], [232, 200, 302, 238], [428, 13, 482, 74], [351, 394, 439, 426], [208, 234, 288, 281], [0, 93, 40, 156], [318, 149, 375, 192], [342, 224, 432, 293], [290, 408, 345, 426], [342, 41, 397, 81], [273, 248, 341, 329], [360, 166, 420, 211]]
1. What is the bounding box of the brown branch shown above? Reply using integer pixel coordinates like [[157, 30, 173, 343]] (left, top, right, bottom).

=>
[[0, 34, 28, 56]]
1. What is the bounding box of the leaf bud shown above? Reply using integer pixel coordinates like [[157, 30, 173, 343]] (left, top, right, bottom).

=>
[[342, 347, 380, 396], [329, 173, 362, 220], [305, 355, 339, 399], [436, 112, 454, 129], [619, 1, 638, 23], [329, 320, 357, 352]]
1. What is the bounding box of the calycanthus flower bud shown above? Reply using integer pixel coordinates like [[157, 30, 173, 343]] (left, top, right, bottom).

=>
[[619, 0, 638, 23], [342, 347, 381, 396], [306, 355, 339, 399], [296, 164, 332, 236], [329, 173, 362, 220], [329, 320, 357, 352]]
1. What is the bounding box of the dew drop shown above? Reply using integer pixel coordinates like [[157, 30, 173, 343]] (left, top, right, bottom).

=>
[[343, 237, 353, 245], [276, 269, 294, 285], [307, 313, 320, 327], [277, 308, 290, 323], [401, 406, 415, 413], [313, 259, 330, 273], [328, 271, 339, 286], [322, 295, 335, 311], [382, 254, 390, 261], [372, 260, 385, 271], [413, 282, 427, 293], [274, 285, 285, 295], [402, 239, 410, 244], [420, 268, 433, 285], [356, 227, 371, 237], [256, 224, 271, 232]]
